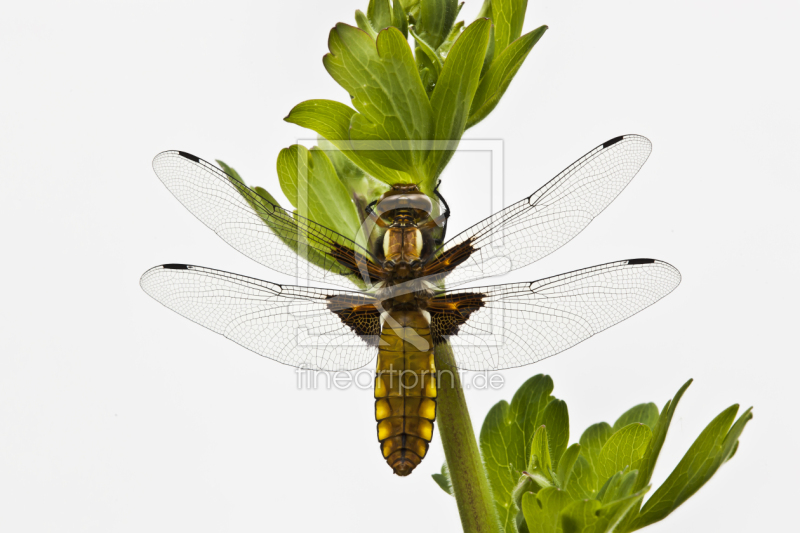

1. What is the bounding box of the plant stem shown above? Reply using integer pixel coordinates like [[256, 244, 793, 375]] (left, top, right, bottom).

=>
[[435, 340, 502, 533]]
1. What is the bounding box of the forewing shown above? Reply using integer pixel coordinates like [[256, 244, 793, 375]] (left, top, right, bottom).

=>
[[152, 151, 381, 288], [425, 135, 652, 287], [140, 264, 380, 371], [431, 259, 680, 370]]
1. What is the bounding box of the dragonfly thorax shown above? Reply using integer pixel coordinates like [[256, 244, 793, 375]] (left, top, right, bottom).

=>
[[373, 185, 437, 281]]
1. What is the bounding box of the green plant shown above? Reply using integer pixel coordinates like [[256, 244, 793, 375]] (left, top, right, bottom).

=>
[[220, 0, 546, 254], [203, 2, 750, 532], [433, 375, 752, 533]]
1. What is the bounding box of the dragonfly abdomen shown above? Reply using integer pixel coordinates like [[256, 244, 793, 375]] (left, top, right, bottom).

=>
[[374, 309, 437, 476]]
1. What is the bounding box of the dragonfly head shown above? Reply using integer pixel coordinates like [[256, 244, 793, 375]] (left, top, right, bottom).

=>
[[372, 184, 433, 223]]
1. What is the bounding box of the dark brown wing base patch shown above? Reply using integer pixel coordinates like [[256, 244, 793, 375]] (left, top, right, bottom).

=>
[[429, 292, 486, 344], [422, 238, 476, 281], [330, 243, 386, 285], [326, 295, 381, 344]]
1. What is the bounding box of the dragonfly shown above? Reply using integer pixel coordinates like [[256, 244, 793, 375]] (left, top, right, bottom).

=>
[[140, 134, 680, 476]]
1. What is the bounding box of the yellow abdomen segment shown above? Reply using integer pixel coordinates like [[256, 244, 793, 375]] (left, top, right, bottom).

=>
[[375, 310, 436, 476]]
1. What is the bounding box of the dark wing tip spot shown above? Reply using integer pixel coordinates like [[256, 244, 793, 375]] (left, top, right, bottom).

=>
[[627, 258, 655, 265], [603, 136, 625, 148], [162, 263, 190, 270], [177, 151, 200, 163]]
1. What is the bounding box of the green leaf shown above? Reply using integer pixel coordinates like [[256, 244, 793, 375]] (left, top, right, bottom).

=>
[[526, 425, 554, 488], [480, 23, 496, 77], [561, 486, 650, 533], [410, 26, 443, 76], [215, 160, 280, 230], [367, 0, 393, 31], [438, 20, 465, 58], [613, 403, 660, 432], [215, 160, 358, 286], [492, 0, 527, 54], [425, 18, 492, 182], [284, 99, 413, 186], [594, 423, 652, 483], [631, 405, 753, 530], [542, 399, 569, 470], [466, 25, 547, 129], [476, 0, 492, 19], [564, 455, 598, 500], [391, 0, 409, 37], [480, 374, 556, 533], [323, 24, 433, 178], [415, 0, 459, 49], [522, 487, 574, 533], [578, 422, 612, 477], [354, 10, 378, 39], [432, 462, 454, 496], [556, 443, 580, 489], [597, 470, 637, 505], [633, 379, 692, 492], [356, 1, 408, 39], [276, 145, 361, 242], [317, 137, 390, 220]]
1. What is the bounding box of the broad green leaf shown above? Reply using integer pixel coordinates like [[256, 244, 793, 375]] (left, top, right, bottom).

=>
[[324, 24, 432, 178], [480, 401, 520, 532], [276, 145, 361, 241], [426, 18, 492, 182], [511, 376, 557, 468], [613, 403, 660, 432], [542, 399, 569, 470], [527, 425, 554, 487], [556, 443, 580, 488], [467, 25, 547, 129], [415, 0, 459, 49], [522, 487, 573, 533], [578, 422, 612, 477], [633, 379, 692, 492], [480, 374, 557, 533], [564, 455, 597, 500], [595, 423, 652, 483], [432, 462, 454, 496], [492, 0, 527, 54], [216, 160, 358, 286], [631, 405, 753, 530], [284, 99, 413, 186], [561, 487, 650, 533], [317, 137, 390, 222], [367, 0, 393, 31]]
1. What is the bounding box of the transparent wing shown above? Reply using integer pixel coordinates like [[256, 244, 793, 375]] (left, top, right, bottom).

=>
[[425, 135, 653, 287], [152, 151, 380, 289], [140, 264, 380, 371], [432, 259, 680, 370]]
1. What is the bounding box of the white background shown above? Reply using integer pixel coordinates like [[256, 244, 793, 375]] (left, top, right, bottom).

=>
[[1, 0, 797, 531]]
